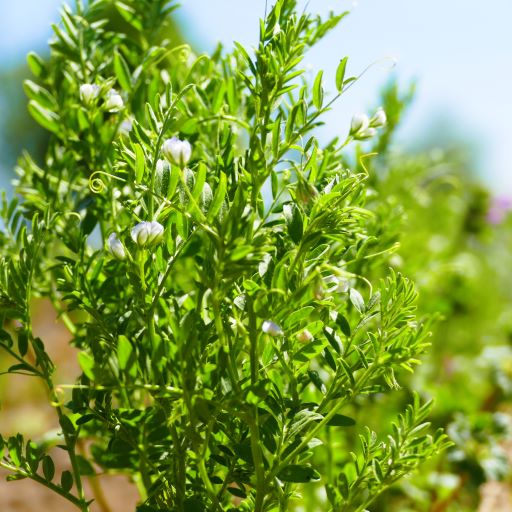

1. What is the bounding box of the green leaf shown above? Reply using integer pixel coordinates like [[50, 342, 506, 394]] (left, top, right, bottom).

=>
[[23, 80, 56, 110], [134, 144, 145, 183], [8, 363, 35, 374], [0, 329, 13, 348], [76, 455, 95, 476], [42, 455, 55, 481], [27, 52, 45, 77], [78, 351, 95, 380], [17, 331, 28, 357], [192, 162, 207, 202], [227, 486, 247, 498], [278, 464, 321, 483], [76, 414, 96, 426], [323, 347, 337, 371], [114, 49, 132, 91], [59, 415, 75, 435], [335, 57, 348, 91], [326, 414, 356, 427], [286, 306, 314, 328], [60, 470, 73, 492], [324, 328, 342, 354], [312, 70, 324, 109], [349, 288, 365, 314], [336, 313, 351, 338], [28, 101, 61, 134], [114, 1, 143, 30], [117, 335, 133, 371], [294, 339, 325, 365], [286, 204, 303, 245], [207, 172, 227, 221], [8, 436, 22, 466]]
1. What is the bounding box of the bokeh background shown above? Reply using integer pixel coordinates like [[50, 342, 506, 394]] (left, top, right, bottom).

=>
[[1, 1, 512, 511], [1, 0, 512, 193]]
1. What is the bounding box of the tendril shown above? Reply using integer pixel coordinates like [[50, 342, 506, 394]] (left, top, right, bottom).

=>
[[358, 152, 378, 177], [88, 170, 125, 194]]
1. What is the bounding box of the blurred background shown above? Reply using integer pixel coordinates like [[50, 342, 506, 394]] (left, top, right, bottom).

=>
[[1, 0, 512, 193], [1, 1, 512, 511]]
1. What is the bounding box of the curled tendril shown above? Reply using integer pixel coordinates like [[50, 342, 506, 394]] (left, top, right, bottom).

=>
[[177, 45, 191, 62], [166, 43, 191, 62], [358, 152, 378, 177], [88, 170, 125, 194], [61, 211, 82, 223]]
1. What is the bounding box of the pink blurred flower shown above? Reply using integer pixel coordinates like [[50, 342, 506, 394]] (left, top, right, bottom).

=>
[[487, 195, 512, 225]]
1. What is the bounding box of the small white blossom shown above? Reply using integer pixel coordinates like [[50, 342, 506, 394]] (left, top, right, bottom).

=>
[[297, 329, 313, 343], [107, 233, 127, 260], [355, 127, 377, 140], [79, 83, 100, 105], [324, 275, 350, 293], [350, 113, 369, 135], [162, 136, 192, 167], [370, 107, 387, 128], [131, 221, 164, 247], [105, 89, 124, 112], [119, 118, 133, 136], [262, 320, 284, 337]]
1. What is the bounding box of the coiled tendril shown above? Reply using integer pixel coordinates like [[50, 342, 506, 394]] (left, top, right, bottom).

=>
[[88, 170, 125, 193]]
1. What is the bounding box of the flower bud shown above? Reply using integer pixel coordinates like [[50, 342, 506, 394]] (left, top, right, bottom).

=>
[[262, 320, 284, 337], [370, 107, 387, 128], [80, 83, 100, 105], [105, 89, 124, 112], [355, 127, 377, 140], [297, 329, 313, 343], [131, 221, 164, 248], [155, 159, 171, 196], [119, 118, 133, 137], [350, 113, 369, 135], [107, 233, 127, 260], [162, 136, 192, 167]]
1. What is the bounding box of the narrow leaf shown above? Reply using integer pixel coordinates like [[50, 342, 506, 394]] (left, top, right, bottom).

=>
[[335, 57, 348, 91]]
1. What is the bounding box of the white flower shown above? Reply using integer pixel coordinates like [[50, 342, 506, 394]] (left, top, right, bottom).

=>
[[297, 329, 313, 343], [105, 89, 124, 112], [370, 107, 387, 128], [107, 233, 127, 260], [262, 320, 283, 337], [119, 118, 133, 136], [350, 113, 369, 135], [355, 127, 377, 140], [79, 83, 100, 105], [131, 221, 164, 247], [162, 136, 192, 167], [324, 275, 350, 293]]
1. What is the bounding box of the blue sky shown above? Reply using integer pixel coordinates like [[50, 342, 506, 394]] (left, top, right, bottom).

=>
[[2, 0, 512, 193]]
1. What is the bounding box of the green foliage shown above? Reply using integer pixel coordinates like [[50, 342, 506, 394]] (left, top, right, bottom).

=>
[[0, 1, 459, 511]]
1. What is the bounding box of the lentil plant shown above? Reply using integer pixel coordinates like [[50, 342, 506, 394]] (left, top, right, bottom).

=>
[[0, 1, 451, 511]]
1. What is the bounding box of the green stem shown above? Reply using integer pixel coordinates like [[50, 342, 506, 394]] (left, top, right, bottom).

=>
[[0, 461, 85, 510], [249, 418, 266, 512], [197, 458, 222, 511], [212, 291, 239, 392], [247, 299, 266, 511], [270, 367, 374, 482], [51, 390, 88, 511], [138, 251, 147, 291]]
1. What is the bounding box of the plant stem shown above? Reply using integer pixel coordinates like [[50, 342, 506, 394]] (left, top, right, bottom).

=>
[[247, 299, 266, 511], [0, 461, 85, 510]]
